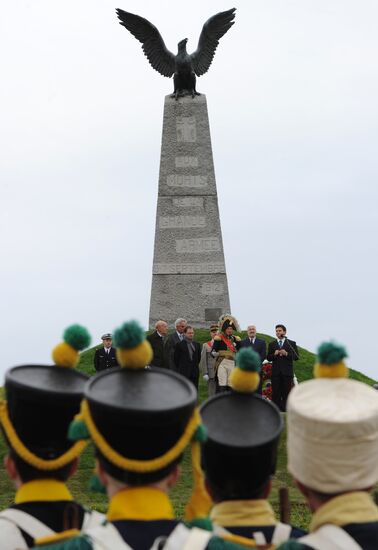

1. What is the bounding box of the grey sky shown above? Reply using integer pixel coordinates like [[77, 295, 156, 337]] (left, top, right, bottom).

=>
[[1, 1, 377, 381]]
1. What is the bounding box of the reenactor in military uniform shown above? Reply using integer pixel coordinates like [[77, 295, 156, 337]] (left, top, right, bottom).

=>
[[277, 342, 378, 550], [0, 325, 103, 549], [93, 333, 119, 372], [211, 314, 241, 391], [201, 347, 306, 547], [36, 320, 245, 550]]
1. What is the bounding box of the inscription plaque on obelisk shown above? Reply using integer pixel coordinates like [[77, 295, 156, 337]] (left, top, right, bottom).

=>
[[149, 95, 231, 327]]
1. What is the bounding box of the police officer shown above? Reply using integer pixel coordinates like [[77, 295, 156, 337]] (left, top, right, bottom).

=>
[[93, 333, 119, 372], [0, 325, 104, 549]]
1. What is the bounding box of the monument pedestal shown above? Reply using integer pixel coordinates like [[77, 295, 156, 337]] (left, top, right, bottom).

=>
[[149, 95, 231, 328]]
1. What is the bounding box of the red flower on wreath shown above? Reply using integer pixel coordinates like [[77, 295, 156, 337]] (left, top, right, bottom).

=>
[[262, 362, 272, 381], [262, 362, 273, 400], [263, 384, 272, 400]]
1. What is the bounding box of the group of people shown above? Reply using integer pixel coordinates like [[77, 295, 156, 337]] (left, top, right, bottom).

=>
[[0, 320, 377, 549], [146, 315, 299, 411], [0, 319, 377, 550]]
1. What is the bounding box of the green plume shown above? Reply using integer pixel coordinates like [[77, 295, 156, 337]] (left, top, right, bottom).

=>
[[235, 348, 261, 372], [113, 320, 144, 349], [193, 424, 207, 443], [185, 517, 213, 531], [317, 341, 347, 365], [68, 419, 90, 441], [63, 325, 91, 351]]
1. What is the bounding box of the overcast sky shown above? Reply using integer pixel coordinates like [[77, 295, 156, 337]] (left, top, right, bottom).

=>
[[1, 1, 377, 381]]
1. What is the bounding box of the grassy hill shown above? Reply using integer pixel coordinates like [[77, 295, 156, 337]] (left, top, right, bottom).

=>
[[0, 331, 376, 530]]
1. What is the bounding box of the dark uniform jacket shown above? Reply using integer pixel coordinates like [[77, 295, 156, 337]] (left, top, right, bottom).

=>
[[211, 334, 241, 356], [8, 501, 87, 547], [0, 480, 103, 549], [146, 331, 167, 368], [32, 488, 245, 550], [210, 500, 305, 548], [277, 523, 378, 550], [112, 519, 179, 550], [226, 525, 306, 545], [93, 346, 118, 372]]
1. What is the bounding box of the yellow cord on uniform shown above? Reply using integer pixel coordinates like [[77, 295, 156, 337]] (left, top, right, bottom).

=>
[[0, 401, 88, 470], [80, 399, 201, 472]]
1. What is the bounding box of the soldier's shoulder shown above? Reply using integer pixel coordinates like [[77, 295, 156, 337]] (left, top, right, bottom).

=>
[[0, 514, 28, 550], [234, 336, 241, 342], [33, 533, 93, 549], [276, 541, 309, 550], [207, 534, 254, 549], [214, 335, 222, 341]]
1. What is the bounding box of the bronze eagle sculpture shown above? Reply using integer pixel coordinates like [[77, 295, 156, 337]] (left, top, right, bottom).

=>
[[115, 8, 236, 99]]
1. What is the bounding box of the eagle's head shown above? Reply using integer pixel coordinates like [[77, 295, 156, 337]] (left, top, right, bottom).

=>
[[178, 38, 188, 51]]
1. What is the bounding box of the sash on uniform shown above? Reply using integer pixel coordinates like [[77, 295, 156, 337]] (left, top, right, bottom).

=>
[[220, 334, 236, 353]]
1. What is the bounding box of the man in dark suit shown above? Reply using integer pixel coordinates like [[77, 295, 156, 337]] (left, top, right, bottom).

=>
[[173, 325, 201, 390], [146, 320, 168, 368], [239, 325, 266, 394], [93, 333, 119, 372], [164, 317, 187, 371], [267, 324, 299, 412]]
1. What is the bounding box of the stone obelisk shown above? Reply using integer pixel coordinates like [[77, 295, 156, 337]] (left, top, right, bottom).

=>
[[149, 95, 231, 328]]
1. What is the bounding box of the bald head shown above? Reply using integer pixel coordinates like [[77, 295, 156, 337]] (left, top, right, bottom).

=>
[[247, 325, 257, 338], [155, 320, 168, 336]]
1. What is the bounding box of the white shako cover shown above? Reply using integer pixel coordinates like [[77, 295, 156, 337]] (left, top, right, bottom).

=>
[[287, 378, 378, 493]]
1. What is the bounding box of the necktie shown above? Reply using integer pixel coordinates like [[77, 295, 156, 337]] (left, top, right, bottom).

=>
[[279, 340, 283, 348]]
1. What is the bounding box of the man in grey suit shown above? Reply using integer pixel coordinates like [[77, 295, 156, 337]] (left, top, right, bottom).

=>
[[164, 317, 187, 371]]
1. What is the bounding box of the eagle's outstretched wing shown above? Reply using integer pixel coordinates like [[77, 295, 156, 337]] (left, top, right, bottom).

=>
[[116, 9, 175, 78], [191, 8, 236, 76]]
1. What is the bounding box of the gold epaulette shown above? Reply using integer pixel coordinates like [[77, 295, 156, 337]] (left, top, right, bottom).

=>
[[234, 336, 241, 342], [214, 335, 221, 341]]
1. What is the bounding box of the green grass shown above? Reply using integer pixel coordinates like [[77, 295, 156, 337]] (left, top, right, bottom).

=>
[[0, 331, 376, 531]]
